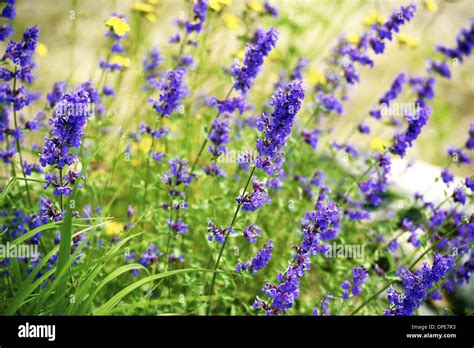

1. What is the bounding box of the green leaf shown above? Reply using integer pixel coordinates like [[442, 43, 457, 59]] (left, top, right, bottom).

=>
[[93, 269, 215, 315], [384, 271, 400, 282]]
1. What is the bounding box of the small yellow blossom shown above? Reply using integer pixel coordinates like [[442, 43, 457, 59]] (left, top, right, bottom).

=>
[[105, 16, 131, 37], [398, 33, 418, 48], [105, 221, 124, 237], [248, 1, 264, 13], [235, 49, 245, 61], [36, 42, 48, 57], [146, 13, 158, 23], [133, 2, 154, 13], [308, 70, 327, 86], [346, 33, 359, 45], [138, 137, 153, 153], [110, 54, 131, 68], [363, 11, 386, 26], [222, 13, 241, 31], [370, 137, 389, 152], [147, 0, 160, 4], [424, 0, 437, 12], [134, 137, 166, 154], [209, 0, 231, 12], [268, 50, 280, 62]]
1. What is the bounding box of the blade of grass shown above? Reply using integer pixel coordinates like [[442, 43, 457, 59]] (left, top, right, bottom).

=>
[[93, 269, 217, 315]]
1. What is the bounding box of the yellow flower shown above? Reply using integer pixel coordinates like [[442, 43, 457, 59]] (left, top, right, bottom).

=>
[[209, 0, 231, 12], [235, 49, 245, 61], [105, 16, 131, 37], [146, 13, 158, 23], [105, 221, 124, 237], [363, 11, 385, 26], [268, 50, 280, 62], [138, 137, 153, 153], [147, 0, 160, 4], [398, 33, 418, 48], [248, 0, 264, 13], [222, 13, 241, 31], [308, 70, 327, 86], [133, 2, 154, 13], [110, 54, 131, 68], [135, 137, 166, 154], [424, 0, 437, 12], [370, 137, 389, 152], [346, 33, 359, 45], [36, 42, 48, 57]]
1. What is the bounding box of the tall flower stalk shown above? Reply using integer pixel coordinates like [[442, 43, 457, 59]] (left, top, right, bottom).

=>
[[190, 27, 279, 174], [0, 25, 40, 206], [206, 80, 305, 314]]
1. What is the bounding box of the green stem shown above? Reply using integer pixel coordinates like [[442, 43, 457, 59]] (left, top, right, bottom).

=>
[[12, 69, 32, 207], [206, 165, 256, 315], [190, 86, 234, 175], [142, 116, 162, 209], [59, 168, 63, 212]]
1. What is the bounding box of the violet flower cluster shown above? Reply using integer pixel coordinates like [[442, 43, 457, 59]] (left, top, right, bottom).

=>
[[207, 220, 234, 244], [429, 19, 474, 79], [203, 115, 231, 177], [126, 244, 163, 277], [302, 3, 418, 150], [341, 266, 369, 299], [185, 0, 208, 34], [313, 293, 334, 316], [161, 157, 196, 234], [0, 26, 40, 163], [143, 47, 163, 90], [0, 0, 15, 41], [243, 224, 262, 243], [370, 4, 417, 55], [39, 84, 93, 196], [231, 28, 278, 94], [236, 179, 271, 212], [255, 81, 305, 177], [385, 253, 454, 316], [149, 68, 189, 117], [358, 152, 391, 207], [390, 102, 432, 158], [369, 72, 408, 121], [254, 191, 341, 315], [235, 240, 273, 274]]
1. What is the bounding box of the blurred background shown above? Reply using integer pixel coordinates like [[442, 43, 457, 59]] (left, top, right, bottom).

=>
[[5, 0, 474, 177]]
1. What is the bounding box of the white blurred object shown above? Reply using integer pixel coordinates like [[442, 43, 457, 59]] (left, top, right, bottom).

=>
[[389, 158, 471, 210]]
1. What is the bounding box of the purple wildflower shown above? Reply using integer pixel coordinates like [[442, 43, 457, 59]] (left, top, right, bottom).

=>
[[208, 115, 230, 157], [236, 240, 273, 274], [208, 96, 247, 115], [40, 85, 91, 171], [386, 253, 454, 316], [255, 80, 305, 175], [264, 2, 278, 17], [207, 220, 233, 243], [149, 68, 189, 116], [441, 169, 453, 185], [237, 179, 271, 212], [231, 28, 278, 93], [185, 0, 208, 34], [243, 224, 262, 243]]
